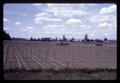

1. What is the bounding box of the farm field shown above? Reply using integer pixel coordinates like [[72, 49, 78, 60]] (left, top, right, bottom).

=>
[[3, 40, 117, 80], [4, 40, 117, 70]]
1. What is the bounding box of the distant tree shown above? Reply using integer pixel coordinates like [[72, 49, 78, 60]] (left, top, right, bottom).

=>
[[95, 39, 103, 42], [72, 37, 75, 41], [41, 37, 51, 42], [84, 34, 88, 41], [3, 30, 11, 40], [104, 38, 108, 41], [70, 37, 75, 42], [37, 38, 40, 41], [86, 39, 90, 42], [55, 37, 58, 41], [59, 39, 63, 41], [90, 39, 94, 42], [63, 35, 67, 41], [30, 37, 33, 41], [84, 34, 90, 42], [11, 38, 26, 41], [81, 40, 84, 42]]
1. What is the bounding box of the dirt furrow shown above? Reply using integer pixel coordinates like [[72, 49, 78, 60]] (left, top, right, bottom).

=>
[[13, 45, 30, 70]]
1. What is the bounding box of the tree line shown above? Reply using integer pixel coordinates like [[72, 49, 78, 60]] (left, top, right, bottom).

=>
[[30, 34, 109, 42], [3, 30, 115, 43], [3, 31, 11, 40], [30, 35, 75, 42]]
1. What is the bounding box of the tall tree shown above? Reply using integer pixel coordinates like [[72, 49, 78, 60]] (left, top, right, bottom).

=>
[[55, 37, 58, 41], [3, 30, 11, 40], [63, 35, 67, 41], [30, 37, 33, 41], [84, 33, 88, 41]]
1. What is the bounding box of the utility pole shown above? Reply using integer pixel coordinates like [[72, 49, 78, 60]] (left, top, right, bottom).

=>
[[66, 61, 69, 70]]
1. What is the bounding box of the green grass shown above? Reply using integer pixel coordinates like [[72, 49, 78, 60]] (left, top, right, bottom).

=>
[[4, 69, 117, 80]]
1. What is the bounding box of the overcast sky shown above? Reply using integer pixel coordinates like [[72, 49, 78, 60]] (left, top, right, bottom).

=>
[[3, 3, 117, 40]]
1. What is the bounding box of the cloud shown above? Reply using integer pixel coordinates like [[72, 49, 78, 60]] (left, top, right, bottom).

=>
[[39, 24, 86, 39], [4, 4, 116, 40], [98, 22, 113, 28], [48, 10, 87, 17], [46, 18, 63, 21], [46, 4, 86, 10], [15, 22, 21, 25], [89, 15, 116, 23], [3, 18, 9, 23], [67, 18, 82, 24], [45, 4, 87, 17], [35, 17, 63, 24], [85, 4, 96, 7], [33, 4, 43, 6], [99, 4, 116, 14], [40, 24, 90, 39], [35, 12, 52, 17], [35, 12, 63, 24], [46, 4, 73, 9], [4, 28, 9, 30], [41, 24, 66, 34], [23, 24, 67, 38], [35, 12, 51, 24], [20, 26, 34, 33], [90, 16, 108, 23], [27, 26, 34, 30]]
